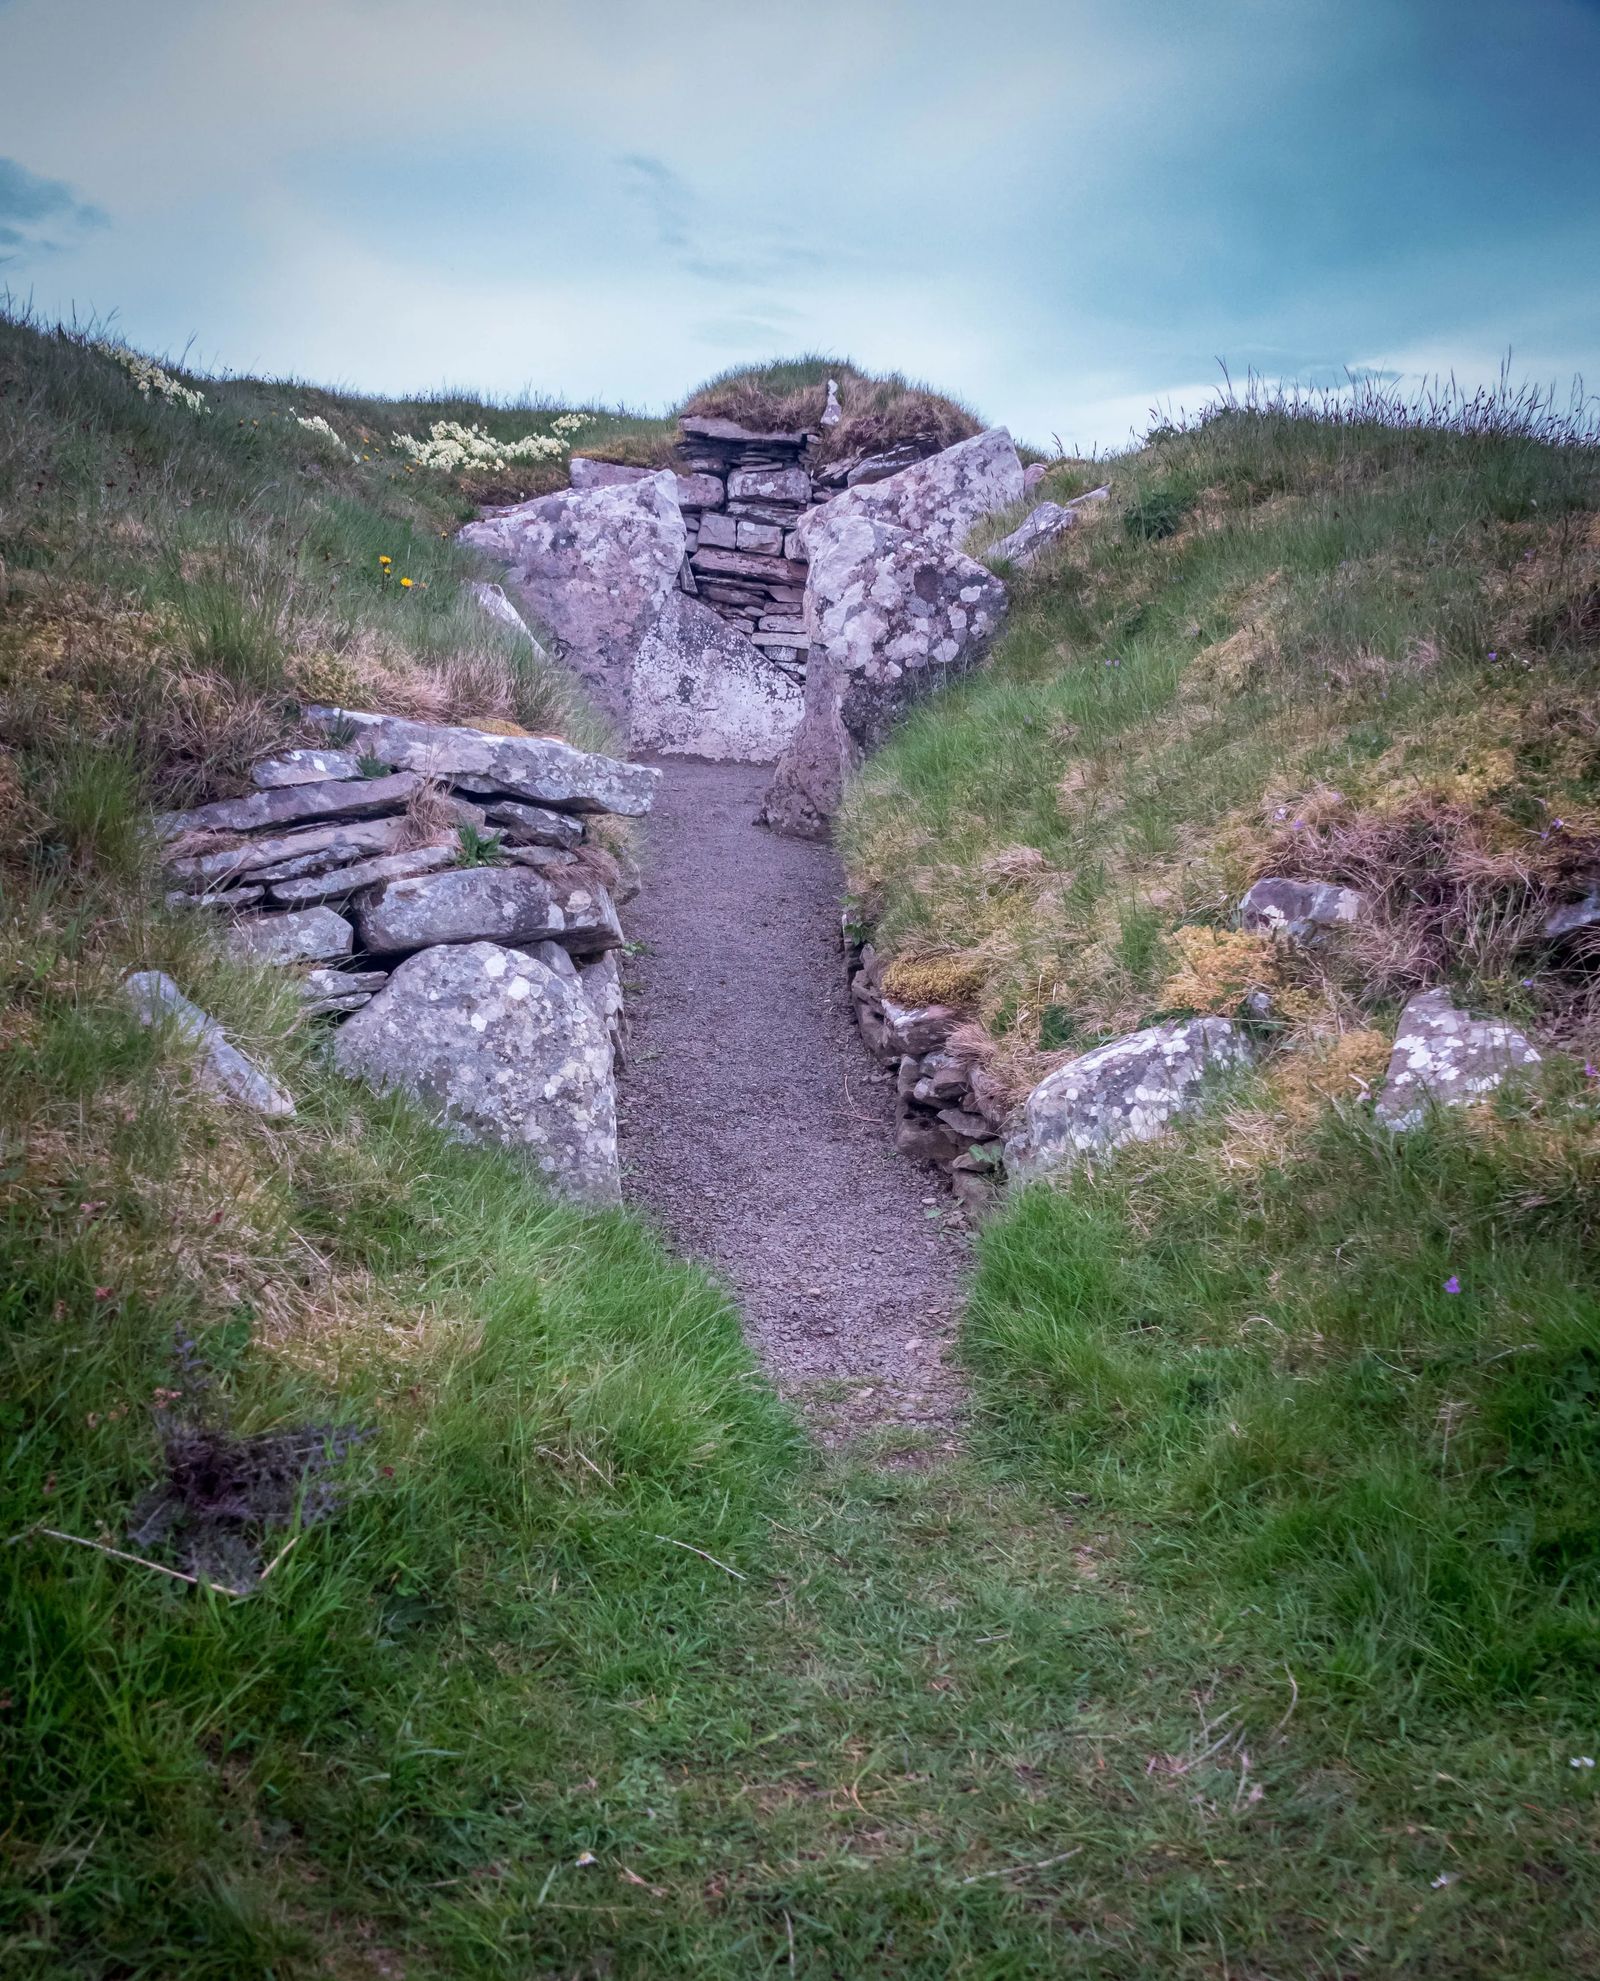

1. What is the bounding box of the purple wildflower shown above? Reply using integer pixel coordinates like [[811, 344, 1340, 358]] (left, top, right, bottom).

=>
[[1443, 1275, 1461, 1295]]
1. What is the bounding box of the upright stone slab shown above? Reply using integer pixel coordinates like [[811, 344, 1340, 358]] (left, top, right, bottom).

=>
[[332, 942, 619, 1203], [458, 475, 686, 722], [630, 593, 802, 764], [762, 513, 1007, 838]]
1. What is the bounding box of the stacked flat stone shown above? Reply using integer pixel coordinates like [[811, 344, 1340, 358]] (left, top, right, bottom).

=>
[[155, 714, 656, 1200], [672, 416, 817, 660]]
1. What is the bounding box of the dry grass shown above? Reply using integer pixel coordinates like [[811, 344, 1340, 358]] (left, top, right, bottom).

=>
[[680, 359, 981, 466]]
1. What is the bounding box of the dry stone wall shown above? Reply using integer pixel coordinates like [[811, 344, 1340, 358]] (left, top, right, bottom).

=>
[[158, 715, 653, 1202]]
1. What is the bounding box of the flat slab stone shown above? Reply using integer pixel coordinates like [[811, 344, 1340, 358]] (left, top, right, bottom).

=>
[[167, 816, 410, 886], [332, 941, 618, 1203], [167, 884, 266, 910], [302, 967, 389, 1015], [1004, 1018, 1252, 1181], [225, 906, 354, 966], [159, 772, 420, 839], [691, 545, 810, 586], [266, 843, 458, 906], [125, 971, 294, 1117], [1374, 988, 1541, 1131], [679, 415, 808, 448], [355, 865, 623, 957], [480, 800, 584, 849], [1239, 876, 1365, 940], [251, 748, 362, 789], [727, 465, 811, 505], [567, 458, 723, 509], [306, 708, 658, 816]]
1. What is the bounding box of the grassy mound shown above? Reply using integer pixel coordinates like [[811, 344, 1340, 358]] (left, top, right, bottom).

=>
[[679, 356, 981, 467]]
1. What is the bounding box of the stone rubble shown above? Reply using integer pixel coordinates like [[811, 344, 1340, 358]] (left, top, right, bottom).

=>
[[158, 710, 655, 1200]]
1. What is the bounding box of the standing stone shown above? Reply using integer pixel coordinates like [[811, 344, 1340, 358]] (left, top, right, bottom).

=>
[[984, 490, 1108, 569], [332, 942, 619, 1203], [1004, 1018, 1253, 1181], [762, 512, 1007, 838], [630, 593, 803, 763], [469, 580, 548, 653], [820, 378, 842, 428], [1374, 988, 1541, 1131]]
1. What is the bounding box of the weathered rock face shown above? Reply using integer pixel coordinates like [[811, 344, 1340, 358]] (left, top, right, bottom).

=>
[[302, 967, 388, 1016], [1374, 988, 1541, 1131], [459, 476, 685, 721], [1239, 876, 1365, 941], [226, 906, 353, 966], [797, 427, 1024, 559], [761, 512, 1008, 837], [1545, 886, 1600, 939], [333, 942, 619, 1203], [1004, 1018, 1253, 1181], [125, 972, 295, 1117], [266, 844, 457, 907], [168, 816, 411, 888], [567, 456, 723, 510], [356, 865, 622, 957], [630, 592, 802, 763], [308, 708, 659, 815]]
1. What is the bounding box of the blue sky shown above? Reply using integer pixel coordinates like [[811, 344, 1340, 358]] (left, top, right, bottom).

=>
[[1, 0, 1597, 448]]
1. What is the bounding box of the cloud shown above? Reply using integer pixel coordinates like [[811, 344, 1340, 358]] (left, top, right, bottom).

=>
[[0, 154, 105, 260]]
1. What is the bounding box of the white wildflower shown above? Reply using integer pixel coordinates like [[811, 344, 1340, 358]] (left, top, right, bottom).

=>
[[551, 411, 592, 433], [296, 413, 353, 456], [390, 420, 571, 473], [93, 340, 207, 414], [1571, 1756, 1595, 1769]]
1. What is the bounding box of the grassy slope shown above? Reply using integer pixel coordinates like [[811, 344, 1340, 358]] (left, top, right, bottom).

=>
[[3, 322, 1597, 1976]]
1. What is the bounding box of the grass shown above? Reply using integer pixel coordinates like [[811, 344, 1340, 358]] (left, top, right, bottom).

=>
[[5, 317, 1600, 1973], [679, 355, 982, 467]]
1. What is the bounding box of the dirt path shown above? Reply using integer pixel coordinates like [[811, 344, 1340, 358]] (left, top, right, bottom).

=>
[[617, 756, 967, 1452]]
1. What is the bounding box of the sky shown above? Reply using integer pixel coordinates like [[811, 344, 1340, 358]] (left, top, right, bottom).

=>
[[1, 0, 1598, 450]]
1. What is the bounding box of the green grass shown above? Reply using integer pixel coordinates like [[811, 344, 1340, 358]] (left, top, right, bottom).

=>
[[6, 321, 1600, 1974]]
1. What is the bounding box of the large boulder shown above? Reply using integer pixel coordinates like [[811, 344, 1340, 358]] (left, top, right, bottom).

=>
[[629, 592, 802, 763], [355, 865, 622, 957], [1374, 988, 1541, 1132], [307, 709, 658, 815], [332, 942, 618, 1203], [1004, 1018, 1252, 1181], [796, 427, 1024, 559], [459, 475, 686, 722], [761, 512, 1007, 837]]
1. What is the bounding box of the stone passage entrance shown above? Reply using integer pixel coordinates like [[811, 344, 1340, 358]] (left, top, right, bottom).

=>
[[616, 756, 969, 1453]]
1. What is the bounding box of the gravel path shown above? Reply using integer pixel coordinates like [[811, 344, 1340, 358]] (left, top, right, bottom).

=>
[[617, 757, 967, 1452]]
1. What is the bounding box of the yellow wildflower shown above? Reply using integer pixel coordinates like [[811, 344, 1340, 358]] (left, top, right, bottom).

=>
[[378, 555, 391, 566], [399, 576, 413, 589]]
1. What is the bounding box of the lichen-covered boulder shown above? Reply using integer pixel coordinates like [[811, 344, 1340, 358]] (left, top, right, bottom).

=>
[[630, 593, 802, 763], [1374, 988, 1541, 1131], [1239, 876, 1365, 941], [762, 513, 1007, 837], [796, 427, 1024, 559], [1004, 1018, 1252, 1181], [332, 942, 618, 1202], [459, 475, 686, 722], [355, 866, 622, 957]]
